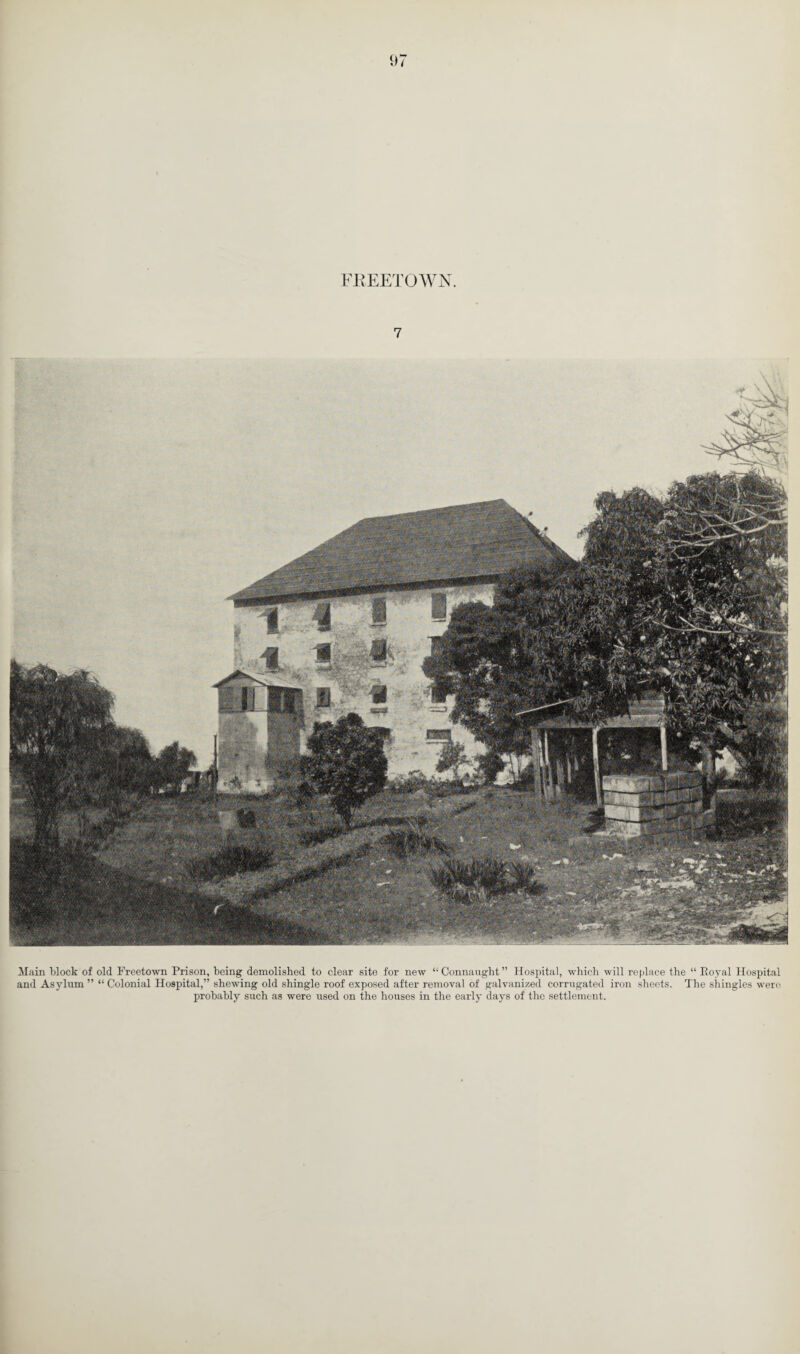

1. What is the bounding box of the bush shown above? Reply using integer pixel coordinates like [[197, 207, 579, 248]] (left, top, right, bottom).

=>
[[476, 750, 505, 785], [428, 854, 540, 904], [737, 696, 787, 794], [387, 770, 428, 794], [435, 739, 466, 776], [302, 714, 388, 827], [186, 843, 274, 882], [384, 819, 448, 859]]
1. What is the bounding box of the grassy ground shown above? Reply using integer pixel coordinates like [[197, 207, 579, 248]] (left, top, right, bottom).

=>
[[9, 785, 786, 946], [242, 789, 787, 945]]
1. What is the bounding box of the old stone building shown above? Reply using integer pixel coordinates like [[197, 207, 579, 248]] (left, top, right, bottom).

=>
[[215, 499, 570, 791]]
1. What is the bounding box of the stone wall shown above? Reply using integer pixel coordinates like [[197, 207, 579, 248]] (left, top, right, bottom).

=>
[[603, 771, 704, 839]]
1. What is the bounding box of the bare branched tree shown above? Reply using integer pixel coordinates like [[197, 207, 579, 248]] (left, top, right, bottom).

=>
[[662, 370, 788, 574], [703, 366, 787, 479]]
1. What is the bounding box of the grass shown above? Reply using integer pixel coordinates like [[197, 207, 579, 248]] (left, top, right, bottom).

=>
[[9, 842, 320, 946], [9, 784, 787, 946]]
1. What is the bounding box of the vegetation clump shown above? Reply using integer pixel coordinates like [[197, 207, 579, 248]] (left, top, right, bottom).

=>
[[429, 854, 541, 904], [384, 819, 448, 859], [302, 714, 388, 827], [185, 843, 274, 882]]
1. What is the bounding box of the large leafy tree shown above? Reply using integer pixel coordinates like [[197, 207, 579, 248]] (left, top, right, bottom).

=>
[[302, 713, 387, 827], [10, 661, 115, 853], [424, 477, 786, 796]]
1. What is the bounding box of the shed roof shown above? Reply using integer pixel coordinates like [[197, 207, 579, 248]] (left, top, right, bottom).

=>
[[230, 499, 572, 603], [517, 692, 666, 729]]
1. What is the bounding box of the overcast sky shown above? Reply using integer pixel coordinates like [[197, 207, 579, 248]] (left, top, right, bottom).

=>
[[13, 359, 765, 763]]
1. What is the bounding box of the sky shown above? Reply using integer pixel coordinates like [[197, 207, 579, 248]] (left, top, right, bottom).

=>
[[13, 358, 765, 765]]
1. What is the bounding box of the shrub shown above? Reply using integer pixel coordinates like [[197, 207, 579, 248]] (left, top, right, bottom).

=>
[[387, 770, 428, 794], [737, 696, 787, 794], [384, 819, 448, 859], [302, 714, 388, 827], [435, 739, 466, 776], [506, 859, 541, 895], [186, 843, 274, 883], [429, 853, 541, 903], [476, 750, 505, 785]]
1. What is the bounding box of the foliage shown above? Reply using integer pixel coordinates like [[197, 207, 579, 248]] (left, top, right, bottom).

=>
[[74, 724, 157, 812], [185, 842, 274, 882], [476, 750, 506, 785], [10, 661, 115, 854], [435, 738, 466, 775], [384, 819, 448, 859], [302, 714, 388, 827], [735, 696, 788, 794], [154, 741, 197, 793], [428, 853, 541, 904]]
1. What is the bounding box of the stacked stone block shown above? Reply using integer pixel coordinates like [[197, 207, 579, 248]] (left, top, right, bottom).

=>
[[602, 771, 704, 839]]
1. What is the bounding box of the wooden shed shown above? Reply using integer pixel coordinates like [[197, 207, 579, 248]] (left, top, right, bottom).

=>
[[517, 692, 668, 807]]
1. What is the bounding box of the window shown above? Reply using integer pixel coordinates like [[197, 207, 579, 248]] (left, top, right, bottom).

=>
[[218, 686, 236, 712], [372, 727, 392, 744], [316, 687, 331, 708], [269, 687, 296, 713], [263, 647, 279, 670], [370, 638, 387, 663], [430, 636, 444, 658], [372, 596, 387, 624], [241, 685, 256, 711], [430, 683, 448, 706], [426, 728, 451, 742], [431, 591, 447, 620], [263, 607, 279, 633], [314, 602, 331, 631], [316, 643, 332, 665], [371, 684, 387, 707]]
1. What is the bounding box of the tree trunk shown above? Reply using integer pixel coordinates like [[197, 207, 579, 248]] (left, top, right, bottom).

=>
[[700, 743, 717, 830]]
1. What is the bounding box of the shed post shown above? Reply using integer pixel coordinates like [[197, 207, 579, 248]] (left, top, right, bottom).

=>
[[543, 730, 554, 802], [553, 736, 566, 801], [660, 723, 669, 772], [591, 726, 603, 807], [529, 727, 543, 801]]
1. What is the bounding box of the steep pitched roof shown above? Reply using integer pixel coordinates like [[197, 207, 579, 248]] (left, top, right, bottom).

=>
[[230, 499, 572, 602]]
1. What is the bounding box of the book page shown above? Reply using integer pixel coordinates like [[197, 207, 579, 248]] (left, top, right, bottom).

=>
[[2, 3, 796, 1351]]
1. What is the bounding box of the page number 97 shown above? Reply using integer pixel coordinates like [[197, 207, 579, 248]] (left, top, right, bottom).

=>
[[389, 54, 407, 67]]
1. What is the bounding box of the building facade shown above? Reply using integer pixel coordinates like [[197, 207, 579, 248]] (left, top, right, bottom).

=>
[[215, 499, 570, 791]]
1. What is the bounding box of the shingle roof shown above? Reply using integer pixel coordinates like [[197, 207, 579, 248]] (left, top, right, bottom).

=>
[[212, 668, 303, 690], [230, 499, 572, 603]]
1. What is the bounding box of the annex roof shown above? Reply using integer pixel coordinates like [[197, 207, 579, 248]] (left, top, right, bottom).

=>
[[212, 668, 303, 690], [230, 499, 573, 603]]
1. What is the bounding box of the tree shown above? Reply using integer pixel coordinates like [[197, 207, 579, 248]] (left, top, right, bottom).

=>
[[154, 741, 197, 793], [663, 371, 787, 574], [704, 367, 787, 480], [10, 661, 115, 854], [78, 725, 156, 811], [425, 480, 787, 809], [302, 714, 387, 827]]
